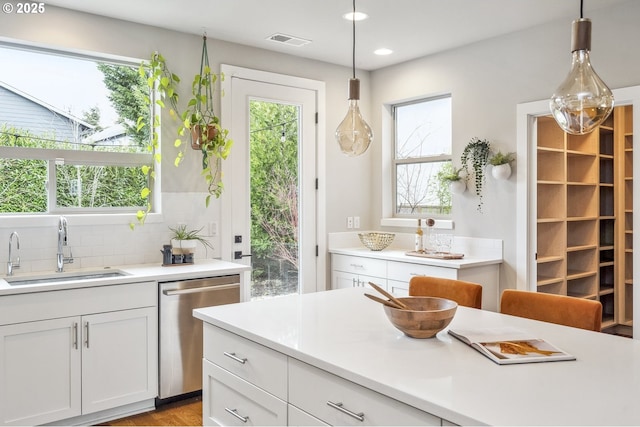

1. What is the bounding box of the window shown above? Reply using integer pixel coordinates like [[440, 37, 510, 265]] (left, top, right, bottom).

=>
[[393, 95, 452, 216], [0, 43, 152, 214]]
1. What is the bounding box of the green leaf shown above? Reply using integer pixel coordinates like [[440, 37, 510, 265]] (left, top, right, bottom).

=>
[[141, 187, 150, 199]]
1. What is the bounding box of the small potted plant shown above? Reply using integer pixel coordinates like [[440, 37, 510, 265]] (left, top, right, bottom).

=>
[[489, 150, 515, 180], [441, 165, 467, 194], [169, 224, 213, 258]]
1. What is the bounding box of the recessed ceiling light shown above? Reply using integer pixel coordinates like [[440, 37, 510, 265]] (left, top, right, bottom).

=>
[[374, 48, 393, 56], [343, 11, 368, 21]]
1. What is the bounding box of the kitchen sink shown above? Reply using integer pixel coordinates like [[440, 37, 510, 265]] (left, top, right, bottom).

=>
[[6, 270, 127, 286]]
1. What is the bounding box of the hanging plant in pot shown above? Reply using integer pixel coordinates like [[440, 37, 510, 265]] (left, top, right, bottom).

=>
[[489, 150, 515, 180], [179, 35, 234, 206], [461, 137, 491, 212]]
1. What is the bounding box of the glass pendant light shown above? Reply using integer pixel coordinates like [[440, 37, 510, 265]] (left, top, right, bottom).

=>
[[335, 0, 373, 156], [549, 0, 614, 135]]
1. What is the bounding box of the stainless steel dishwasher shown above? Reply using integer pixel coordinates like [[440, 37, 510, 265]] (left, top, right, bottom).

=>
[[158, 274, 240, 400]]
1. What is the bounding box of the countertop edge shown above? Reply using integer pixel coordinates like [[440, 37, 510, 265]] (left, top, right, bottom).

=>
[[0, 259, 251, 295], [329, 247, 502, 269]]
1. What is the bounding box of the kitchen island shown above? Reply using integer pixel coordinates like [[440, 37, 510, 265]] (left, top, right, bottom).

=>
[[194, 287, 640, 426]]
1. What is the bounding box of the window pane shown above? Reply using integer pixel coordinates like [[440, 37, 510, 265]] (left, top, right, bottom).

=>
[[0, 46, 148, 153], [396, 97, 451, 159], [0, 158, 47, 213], [396, 161, 452, 215], [56, 164, 147, 208]]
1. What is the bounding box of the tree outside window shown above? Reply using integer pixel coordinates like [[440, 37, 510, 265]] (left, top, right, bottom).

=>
[[394, 96, 453, 216]]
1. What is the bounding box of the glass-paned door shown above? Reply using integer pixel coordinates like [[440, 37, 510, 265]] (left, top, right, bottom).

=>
[[228, 75, 317, 301], [249, 100, 300, 299]]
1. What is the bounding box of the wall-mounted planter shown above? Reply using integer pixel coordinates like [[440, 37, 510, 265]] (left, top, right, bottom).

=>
[[491, 163, 512, 180], [449, 179, 467, 194]]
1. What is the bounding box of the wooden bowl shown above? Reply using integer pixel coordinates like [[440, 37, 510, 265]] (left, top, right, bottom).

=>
[[383, 297, 457, 339]]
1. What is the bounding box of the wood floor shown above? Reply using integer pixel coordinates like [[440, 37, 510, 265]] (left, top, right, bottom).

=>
[[103, 396, 202, 426]]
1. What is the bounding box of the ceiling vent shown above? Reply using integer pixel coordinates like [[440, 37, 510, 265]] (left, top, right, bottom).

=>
[[267, 33, 311, 47]]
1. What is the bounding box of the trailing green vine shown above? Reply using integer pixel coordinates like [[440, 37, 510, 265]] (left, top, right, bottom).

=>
[[461, 137, 491, 211], [130, 52, 181, 229]]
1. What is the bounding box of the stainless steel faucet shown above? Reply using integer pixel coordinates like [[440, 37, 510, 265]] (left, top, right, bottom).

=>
[[7, 231, 20, 276], [57, 216, 73, 272]]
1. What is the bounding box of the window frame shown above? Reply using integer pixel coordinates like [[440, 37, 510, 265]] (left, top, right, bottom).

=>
[[391, 94, 453, 219], [0, 41, 157, 217]]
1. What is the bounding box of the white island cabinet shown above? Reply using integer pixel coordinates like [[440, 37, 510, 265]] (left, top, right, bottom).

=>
[[0, 281, 157, 426], [194, 287, 640, 426]]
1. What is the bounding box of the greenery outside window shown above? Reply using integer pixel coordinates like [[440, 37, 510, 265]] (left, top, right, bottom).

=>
[[0, 43, 152, 215], [393, 95, 453, 216]]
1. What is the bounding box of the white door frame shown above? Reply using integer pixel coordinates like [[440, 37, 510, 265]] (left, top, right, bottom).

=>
[[220, 65, 327, 299]]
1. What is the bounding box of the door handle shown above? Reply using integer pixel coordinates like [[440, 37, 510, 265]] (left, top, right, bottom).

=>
[[73, 322, 78, 349], [162, 283, 240, 296], [234, 251, 252, 260], [84, 321, 90, 348]]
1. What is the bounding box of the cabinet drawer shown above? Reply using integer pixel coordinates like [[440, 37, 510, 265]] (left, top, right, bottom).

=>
[[332, 254, 386, 277], [203, 324, 287, 400], [288, 358, 439, 426], [288, 404, 329, 426], [387, 261, 456, 283], [203, 360, 286, 426]]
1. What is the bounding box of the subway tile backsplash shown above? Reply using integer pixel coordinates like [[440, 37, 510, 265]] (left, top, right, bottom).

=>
[[0, 192, 222, 276]]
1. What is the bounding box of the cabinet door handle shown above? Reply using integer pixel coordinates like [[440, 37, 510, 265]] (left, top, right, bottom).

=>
[[73, 322, 78, 349], [84, 321, 90, 348], [327, 401, 365, 422], [223, 351, 247, 364], [224, 407, 249, 423]]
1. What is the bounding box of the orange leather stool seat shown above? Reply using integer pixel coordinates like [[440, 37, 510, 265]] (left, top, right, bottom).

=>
[[409, 276, 482, 309], [500, 289, 602, 332]]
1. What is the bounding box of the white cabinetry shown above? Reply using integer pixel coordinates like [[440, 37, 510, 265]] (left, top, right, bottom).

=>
[[201, 323, 444, 426], [202, 324, 287, 426], [331, 253, 500, 311], [0, 282, 157, 426], [289, 358, 440, 426], [0, 317, 81, 425], [331, 254, 387, 290]]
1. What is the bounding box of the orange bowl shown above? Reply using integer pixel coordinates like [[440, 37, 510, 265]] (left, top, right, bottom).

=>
[[383, 297, 457, 339]]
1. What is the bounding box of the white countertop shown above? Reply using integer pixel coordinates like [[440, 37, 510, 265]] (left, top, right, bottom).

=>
[[194, 287, 640, 426], [330, 247, 502, 269], [0, 259, 250, 296]]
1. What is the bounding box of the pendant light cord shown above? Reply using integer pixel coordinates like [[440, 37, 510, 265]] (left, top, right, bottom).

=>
[[580, 0, 584, 18], [352, 0, 356, 79]]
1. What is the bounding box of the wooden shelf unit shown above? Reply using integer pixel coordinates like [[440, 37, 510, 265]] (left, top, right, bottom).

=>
[[536, 107, 633, 334]]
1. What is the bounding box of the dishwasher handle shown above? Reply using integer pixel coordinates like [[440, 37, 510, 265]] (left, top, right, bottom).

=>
[[162, 282, 240, 296]]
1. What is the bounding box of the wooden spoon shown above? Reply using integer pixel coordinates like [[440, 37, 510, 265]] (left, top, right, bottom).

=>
[[364, 293, 405, 310], [368, 281, 408, 309]]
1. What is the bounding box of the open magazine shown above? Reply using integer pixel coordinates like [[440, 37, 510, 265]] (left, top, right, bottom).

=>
[[448, 327, 576, 365]]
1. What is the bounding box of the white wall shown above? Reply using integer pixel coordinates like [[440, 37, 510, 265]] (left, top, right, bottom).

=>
[[0, 6, 371, 274], [1, 2, 639, 290], [370, 0, 640, 292]]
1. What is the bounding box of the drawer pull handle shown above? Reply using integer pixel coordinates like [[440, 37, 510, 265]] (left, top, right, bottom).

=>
[[349, 263, 364, 269], [327, 401, 365, 422], [223, 351, 247, 364], [224, 407, 249, 423]]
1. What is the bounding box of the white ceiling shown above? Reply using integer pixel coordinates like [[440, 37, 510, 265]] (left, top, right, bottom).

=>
[[45, 0, 627, 71]]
